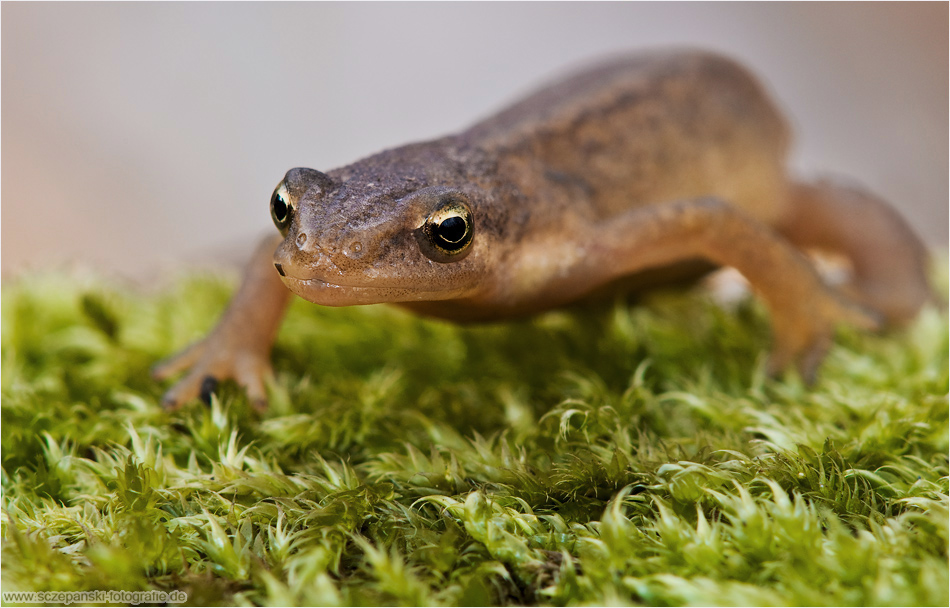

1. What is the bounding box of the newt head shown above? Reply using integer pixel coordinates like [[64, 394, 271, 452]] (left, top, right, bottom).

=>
[[269, 164, 499, 307]]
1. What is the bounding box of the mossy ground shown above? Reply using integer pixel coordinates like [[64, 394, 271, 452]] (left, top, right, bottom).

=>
[[2, 266, 947, 606]]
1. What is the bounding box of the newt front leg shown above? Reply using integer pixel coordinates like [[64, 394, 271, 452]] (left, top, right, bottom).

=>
[[153, 235, 291, 410]]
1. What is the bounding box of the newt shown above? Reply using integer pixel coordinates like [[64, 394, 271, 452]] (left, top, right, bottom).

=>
[[154, 49, 930, 409]]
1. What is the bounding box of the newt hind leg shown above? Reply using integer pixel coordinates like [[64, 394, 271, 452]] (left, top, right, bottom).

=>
[[531, 198, 880, 383], [777, 179, 932, 326]]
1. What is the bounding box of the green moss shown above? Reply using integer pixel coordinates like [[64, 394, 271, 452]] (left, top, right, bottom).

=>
[[2, 265, 947, 606]]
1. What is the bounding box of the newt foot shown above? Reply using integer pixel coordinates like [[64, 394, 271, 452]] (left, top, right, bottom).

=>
[[766, 289, 881, 384], [152, 335, 272, 411]]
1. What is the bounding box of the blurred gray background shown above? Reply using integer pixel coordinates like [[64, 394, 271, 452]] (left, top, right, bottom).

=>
[[3, 2, 947, 279]]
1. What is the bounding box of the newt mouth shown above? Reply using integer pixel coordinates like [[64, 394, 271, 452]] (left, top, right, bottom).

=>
[[273, 258, 478, 306], [274, 261, 371, 291], [278, 274, 459, 307], [278, 274, 388, 306]]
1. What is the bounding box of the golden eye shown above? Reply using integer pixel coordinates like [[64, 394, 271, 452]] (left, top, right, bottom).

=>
[[423, 201, 473, 258], [270, 183, 294, 234]]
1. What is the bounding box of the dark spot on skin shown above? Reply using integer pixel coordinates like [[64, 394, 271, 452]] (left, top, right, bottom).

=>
[[199, 376, 219, 405], [544, 169, 594, 196]]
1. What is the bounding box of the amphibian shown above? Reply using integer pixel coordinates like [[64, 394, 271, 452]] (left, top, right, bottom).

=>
[[155, 49, 930, 409]]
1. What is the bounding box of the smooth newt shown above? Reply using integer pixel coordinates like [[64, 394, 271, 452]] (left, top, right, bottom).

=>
[[155, 49, 930, 409]]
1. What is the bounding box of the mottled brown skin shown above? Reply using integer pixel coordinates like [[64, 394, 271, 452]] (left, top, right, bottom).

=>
[[154, 49, 930, 409]]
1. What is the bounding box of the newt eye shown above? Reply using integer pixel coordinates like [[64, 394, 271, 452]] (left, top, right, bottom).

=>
[[270, 183, 294, 235], [420, 200, 474, 262]]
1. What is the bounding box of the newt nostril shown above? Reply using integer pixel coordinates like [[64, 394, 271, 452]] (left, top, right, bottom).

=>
[[296, 232, 308, 248], [274, 263, 285, 277]]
